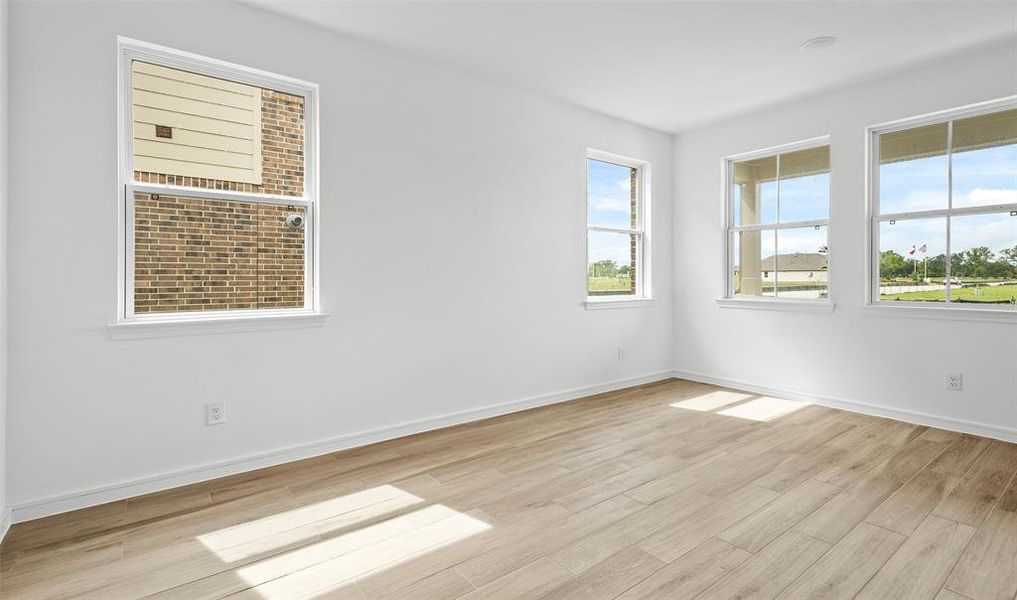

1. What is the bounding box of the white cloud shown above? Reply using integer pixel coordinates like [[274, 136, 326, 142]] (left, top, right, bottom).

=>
[[591, 199, 631, 213], [881, 189, 948, 213], [777, 229, 826, 254], [589, 233, 632, 265], [955, 188, 1017, 207]]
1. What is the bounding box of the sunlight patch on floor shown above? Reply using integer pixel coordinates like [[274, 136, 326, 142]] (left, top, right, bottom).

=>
[[717, 396, 810, 422], [233, 504, 491, 599], [670, 390, 754, 412], [198, 484, 425, 562]]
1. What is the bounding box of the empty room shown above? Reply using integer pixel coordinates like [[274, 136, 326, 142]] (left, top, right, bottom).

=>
[[1, 0, 1016, 598]]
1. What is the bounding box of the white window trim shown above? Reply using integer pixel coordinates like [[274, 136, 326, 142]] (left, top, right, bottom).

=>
[[716, 297, 835, 313], [864, 95, 1017, 320], [112, 37, 323, 334], [719, 135, 834, 311], [585, 149, 652, 309]]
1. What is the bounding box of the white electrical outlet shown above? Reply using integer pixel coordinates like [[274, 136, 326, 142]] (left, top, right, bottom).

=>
[[617, 347, 626, 361], [206, 402, 226, 425], [945, 373, 963, 391]]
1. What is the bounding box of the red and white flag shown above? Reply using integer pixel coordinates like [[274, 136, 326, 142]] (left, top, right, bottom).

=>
[[908, 245, 916, 256], [918, 244, 928, 254]]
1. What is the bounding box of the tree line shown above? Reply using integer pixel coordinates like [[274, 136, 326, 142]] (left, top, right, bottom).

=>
[[588, 260, 632, 278], [880, 244, 1017, 280]]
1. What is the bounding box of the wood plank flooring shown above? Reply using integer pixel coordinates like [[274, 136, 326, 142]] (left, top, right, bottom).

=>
[[3, 378, 1017, 599]]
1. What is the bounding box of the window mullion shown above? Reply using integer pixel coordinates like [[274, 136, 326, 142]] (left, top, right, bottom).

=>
[[126, 182, 311, 208], [125, 185, 136, 319], [945, 119, 954, 302], [588, 225, 639, 235], [775, 153, 781, 298], [733, 219, 827, 233]]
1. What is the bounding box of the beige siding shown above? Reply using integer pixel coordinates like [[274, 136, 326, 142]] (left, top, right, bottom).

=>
[[131, 61, 262, 184]]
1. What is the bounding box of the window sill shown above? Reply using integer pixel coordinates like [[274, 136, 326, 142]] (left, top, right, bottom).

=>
[[108, 311, 329, 340], [585, 297, 654, 310], [716, 297, 836, 313], [860, 302, 1017, 324]]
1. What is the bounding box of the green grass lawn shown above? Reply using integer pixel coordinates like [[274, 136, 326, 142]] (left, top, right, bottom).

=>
[[588, 276, 633, 294], [881, 283, 1017, 303]]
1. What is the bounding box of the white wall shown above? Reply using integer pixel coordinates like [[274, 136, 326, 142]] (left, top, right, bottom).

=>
[[0, 0, 10, 538], [673, 41, 1017, 437], [6, 1, 672, 516]]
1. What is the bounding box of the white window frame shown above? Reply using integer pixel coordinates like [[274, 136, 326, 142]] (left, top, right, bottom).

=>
[[865, 96, 1017, 322], [585, 149, 652, 309], [719, 136, 834, 312], [112, 37, 322, 333]]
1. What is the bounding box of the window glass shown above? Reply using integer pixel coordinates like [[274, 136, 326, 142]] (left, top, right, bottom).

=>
[[879, 123, 948, 214], [733, 229, 776, 297], [121, 44, 316, 321], [587, 159, 635, 229], [878, 217, 947, 302], [733, 155, 777, 226], [132, 61, 305, 197], [587, 230, 636, 296], [727, 142, 830, 302], [952, 109, 1017, 209], [872, 104, 1017, 310], [948, 213, 1017, 304], [134, 192, 306, 313], [775, 226, 828, 299], [586, 153, 645, 300], [779, 145, 830, 222]]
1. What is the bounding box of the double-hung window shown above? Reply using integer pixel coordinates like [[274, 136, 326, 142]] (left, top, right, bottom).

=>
[[723, 138, 831, 305], [116, 38, 319, 326], [868, 99, 1017, 312], [586, 150, 650, 305]]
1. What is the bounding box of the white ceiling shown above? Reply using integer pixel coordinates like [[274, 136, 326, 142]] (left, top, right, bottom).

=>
[[249, 1, 1017, 133]]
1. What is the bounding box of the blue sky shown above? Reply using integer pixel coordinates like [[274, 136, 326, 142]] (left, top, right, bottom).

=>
[[589, 140, 1016, 270], [587, 159, 636, 267], [880, 143, 1016, 259], [587, 159, 634, 229], [734, 173, 829, 227]]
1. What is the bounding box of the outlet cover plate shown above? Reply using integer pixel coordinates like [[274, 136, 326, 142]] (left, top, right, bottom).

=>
[[206, 402, 226, 425]]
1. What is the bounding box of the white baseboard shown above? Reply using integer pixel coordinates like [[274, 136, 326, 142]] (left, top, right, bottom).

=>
[[12, 370, 674, 523], [0, 506, 11, 547], [673, 370, 1017, 444]]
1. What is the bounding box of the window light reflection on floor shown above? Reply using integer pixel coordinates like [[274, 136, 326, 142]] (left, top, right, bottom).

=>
[[669, 390, 753, 412], [233, 504, 491, 599], [717, 396, 810, 422], [198, 484, 425, 562]]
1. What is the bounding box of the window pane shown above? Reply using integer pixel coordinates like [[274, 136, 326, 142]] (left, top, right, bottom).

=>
[[587, 230, 636, 296], [879, 123, 948, 214], [878, 218, 947, 302], [587, 159, 636, 229], [131, 61, 305, 197], [774, 226, 828, 299], [733, 229, 776, 297], [948, 213, 1017, 305], [733, 155, 777, 226], [134, 193, 306, 313], [952, 109, 1017, 209], [779, 146, 830, 223]]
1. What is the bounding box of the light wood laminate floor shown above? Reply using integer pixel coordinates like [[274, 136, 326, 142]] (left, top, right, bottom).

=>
[[4, 378, 1017, 599]]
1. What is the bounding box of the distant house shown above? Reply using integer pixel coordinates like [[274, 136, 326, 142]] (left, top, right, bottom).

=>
[[760, 253, 828, 282]]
